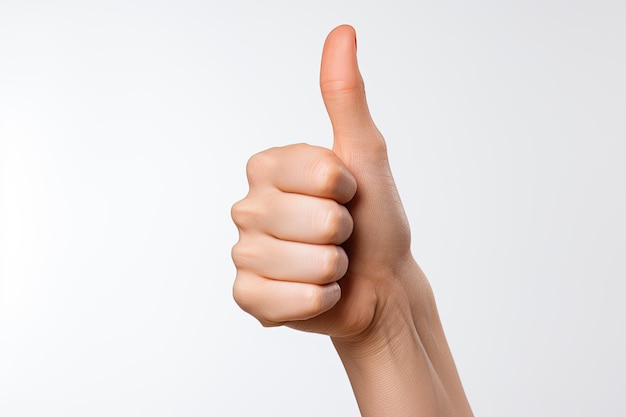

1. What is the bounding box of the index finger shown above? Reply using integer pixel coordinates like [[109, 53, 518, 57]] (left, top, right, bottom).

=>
[[246, 143, 357, 204]]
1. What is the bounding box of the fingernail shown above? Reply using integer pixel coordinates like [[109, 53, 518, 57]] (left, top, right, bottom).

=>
[[322, 282, 341, 311]]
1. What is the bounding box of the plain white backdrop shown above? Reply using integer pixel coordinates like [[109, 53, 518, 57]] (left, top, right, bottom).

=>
[[1, 1, 625, 416]]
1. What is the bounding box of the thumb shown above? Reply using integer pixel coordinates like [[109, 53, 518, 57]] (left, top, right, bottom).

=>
[[320, 26, 412, 279], [320, 25, 386, 158]]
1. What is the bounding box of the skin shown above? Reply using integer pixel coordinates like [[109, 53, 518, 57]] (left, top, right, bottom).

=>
[[231, 25, 474, 417]]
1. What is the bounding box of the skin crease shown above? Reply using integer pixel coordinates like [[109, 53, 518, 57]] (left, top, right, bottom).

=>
[[231, 25, 474, 417]]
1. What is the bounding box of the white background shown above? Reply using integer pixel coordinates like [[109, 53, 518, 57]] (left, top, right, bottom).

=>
[[1, 1, 625, 416]]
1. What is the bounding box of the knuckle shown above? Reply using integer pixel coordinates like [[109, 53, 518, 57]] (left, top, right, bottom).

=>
[[320, 246, 341, 282], [230, 243, 240, 265], [291, 142, 312, 151], [232, 275, 253, 312], [232, 273, 285, 327], [321, 246, 348, 283], [313, 152, 343, 196], [230, 241, 254, 270], [259, 318, 283, 328], [320, 203, 352, 244], [245, 150, 273, 183], [230, 198, 259, 228], [320, 79, 365, 98], [321, 203, 341, 241]]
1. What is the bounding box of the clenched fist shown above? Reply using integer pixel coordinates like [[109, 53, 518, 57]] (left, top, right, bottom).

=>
[[231, 25, 473, 417]]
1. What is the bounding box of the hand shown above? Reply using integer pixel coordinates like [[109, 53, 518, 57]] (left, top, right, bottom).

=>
[[231, 25, 473, 416], [231, 25, 420, 339]]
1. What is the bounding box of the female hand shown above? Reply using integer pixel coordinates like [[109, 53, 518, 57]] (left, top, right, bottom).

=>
[[231, 25, 473, 417]]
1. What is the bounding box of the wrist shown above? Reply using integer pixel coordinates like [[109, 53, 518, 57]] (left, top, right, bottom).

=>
[[330, 259, 473, 417], [331, 257, 433, 352]]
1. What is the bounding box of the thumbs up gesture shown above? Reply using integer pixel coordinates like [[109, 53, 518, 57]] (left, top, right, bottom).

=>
[[232, 26, 473, 416], [232, 25, 415, 336]]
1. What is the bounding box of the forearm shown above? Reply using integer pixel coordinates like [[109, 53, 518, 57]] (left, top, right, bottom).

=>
[[331, 261, 473, 417], [232, 25, 474, 416]]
